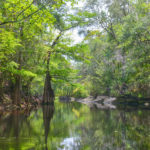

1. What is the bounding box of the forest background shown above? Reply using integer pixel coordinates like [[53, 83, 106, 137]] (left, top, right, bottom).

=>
[[0, 0, 150, 105]]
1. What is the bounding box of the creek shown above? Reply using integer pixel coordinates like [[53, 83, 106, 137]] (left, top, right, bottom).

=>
[[0, 100, 150, 150]]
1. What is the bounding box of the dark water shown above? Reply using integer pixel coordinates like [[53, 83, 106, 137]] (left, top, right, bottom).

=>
[[0, 101, 150, 150]]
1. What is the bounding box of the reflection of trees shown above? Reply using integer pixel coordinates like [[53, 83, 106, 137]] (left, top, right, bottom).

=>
[[79, 110, 150, 150], [0, 103, 149, 150], [0, 110, 32, 149], [42, 104, 54, 150], [0, 106, 55, 150], [44, 102, 84, 150]]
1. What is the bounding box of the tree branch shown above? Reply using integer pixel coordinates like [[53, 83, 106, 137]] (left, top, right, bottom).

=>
[[0, 0, 50, 26], [16, 0, 35, 19]]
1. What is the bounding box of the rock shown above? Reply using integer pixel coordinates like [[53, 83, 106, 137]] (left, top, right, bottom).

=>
[[144, 102, 149, 106], [59, 96, 71, 102], [77, 96, 116, 109]]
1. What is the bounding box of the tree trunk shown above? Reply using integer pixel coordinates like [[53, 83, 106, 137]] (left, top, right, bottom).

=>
[[42, 33, 62, 104], [43, 49, 54, 104], [13, 75, 21, 105], [42, 71, 54, 104], [13, 50, 22, 105], [13, 25, 23, 105], [23, 77, 34, 102], [0, 73, 3, 103]]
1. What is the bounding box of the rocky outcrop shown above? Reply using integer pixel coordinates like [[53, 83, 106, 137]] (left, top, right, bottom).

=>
[[76, 96, 116, 109]]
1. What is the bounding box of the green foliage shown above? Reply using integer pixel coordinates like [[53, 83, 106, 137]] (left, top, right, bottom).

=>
[[0, 0, 91, 102], [78, 0, 150, 98], [1, 0, 149, 101]]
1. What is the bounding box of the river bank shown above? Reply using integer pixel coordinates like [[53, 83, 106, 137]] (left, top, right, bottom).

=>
[[0, 94, 41, 112], [60, 95, 150, 110], [0, 94, 150, 112]]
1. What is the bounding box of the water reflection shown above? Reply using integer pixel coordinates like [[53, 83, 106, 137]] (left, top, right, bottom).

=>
[[0, 110, 31, 149], [0, 102, 149, 150], [42, 105, 54, 150]]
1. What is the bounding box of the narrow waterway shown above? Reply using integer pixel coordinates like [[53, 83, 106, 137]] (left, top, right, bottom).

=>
[[0, 101, 149, 150]]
